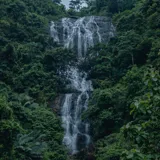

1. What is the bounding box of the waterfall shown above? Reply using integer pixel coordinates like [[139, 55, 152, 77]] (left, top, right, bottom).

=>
[[51, 16, 115, 154], [51, 16, 115, 58], [61, 68, 92, 154]]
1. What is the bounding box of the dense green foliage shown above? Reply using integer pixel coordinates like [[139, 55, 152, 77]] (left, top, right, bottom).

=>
[[1, 0, 160, 160], [0, 0, 75, 159], [81, 0, 160, 159]]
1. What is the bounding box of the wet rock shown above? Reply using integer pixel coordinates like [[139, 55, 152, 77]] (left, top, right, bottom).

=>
[[52, 94, 65, 115]]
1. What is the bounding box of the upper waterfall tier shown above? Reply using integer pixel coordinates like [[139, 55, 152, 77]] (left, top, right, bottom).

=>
[[51, 16, 116, 58]]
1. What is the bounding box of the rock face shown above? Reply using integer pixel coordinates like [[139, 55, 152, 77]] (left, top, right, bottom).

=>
[[50, 16, 116, 154], [52, 94, 65, 115], [51, 16, 116, 58]]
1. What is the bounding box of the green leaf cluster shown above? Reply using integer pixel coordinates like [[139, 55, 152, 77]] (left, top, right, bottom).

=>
[[82, 0, 160, 159], [0, 0, 75, 159]]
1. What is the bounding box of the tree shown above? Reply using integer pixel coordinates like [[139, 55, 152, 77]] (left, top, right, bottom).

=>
[[0, 95, 21, 159], [53, 0, 61, 4], [121, 67, 160, 159], [69, 0, 85, 11]]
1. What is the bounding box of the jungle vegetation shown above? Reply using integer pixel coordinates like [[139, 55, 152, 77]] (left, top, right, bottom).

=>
[[0, 0, 160, 160]]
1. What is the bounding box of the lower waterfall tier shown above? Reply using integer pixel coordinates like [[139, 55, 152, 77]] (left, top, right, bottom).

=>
[[62, 92, 90, 154], [61, 67, 92, 154]]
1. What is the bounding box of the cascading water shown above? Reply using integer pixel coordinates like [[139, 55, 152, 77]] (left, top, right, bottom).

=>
[[51, 16, 115, 154], [61, 68, 93, 154]]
